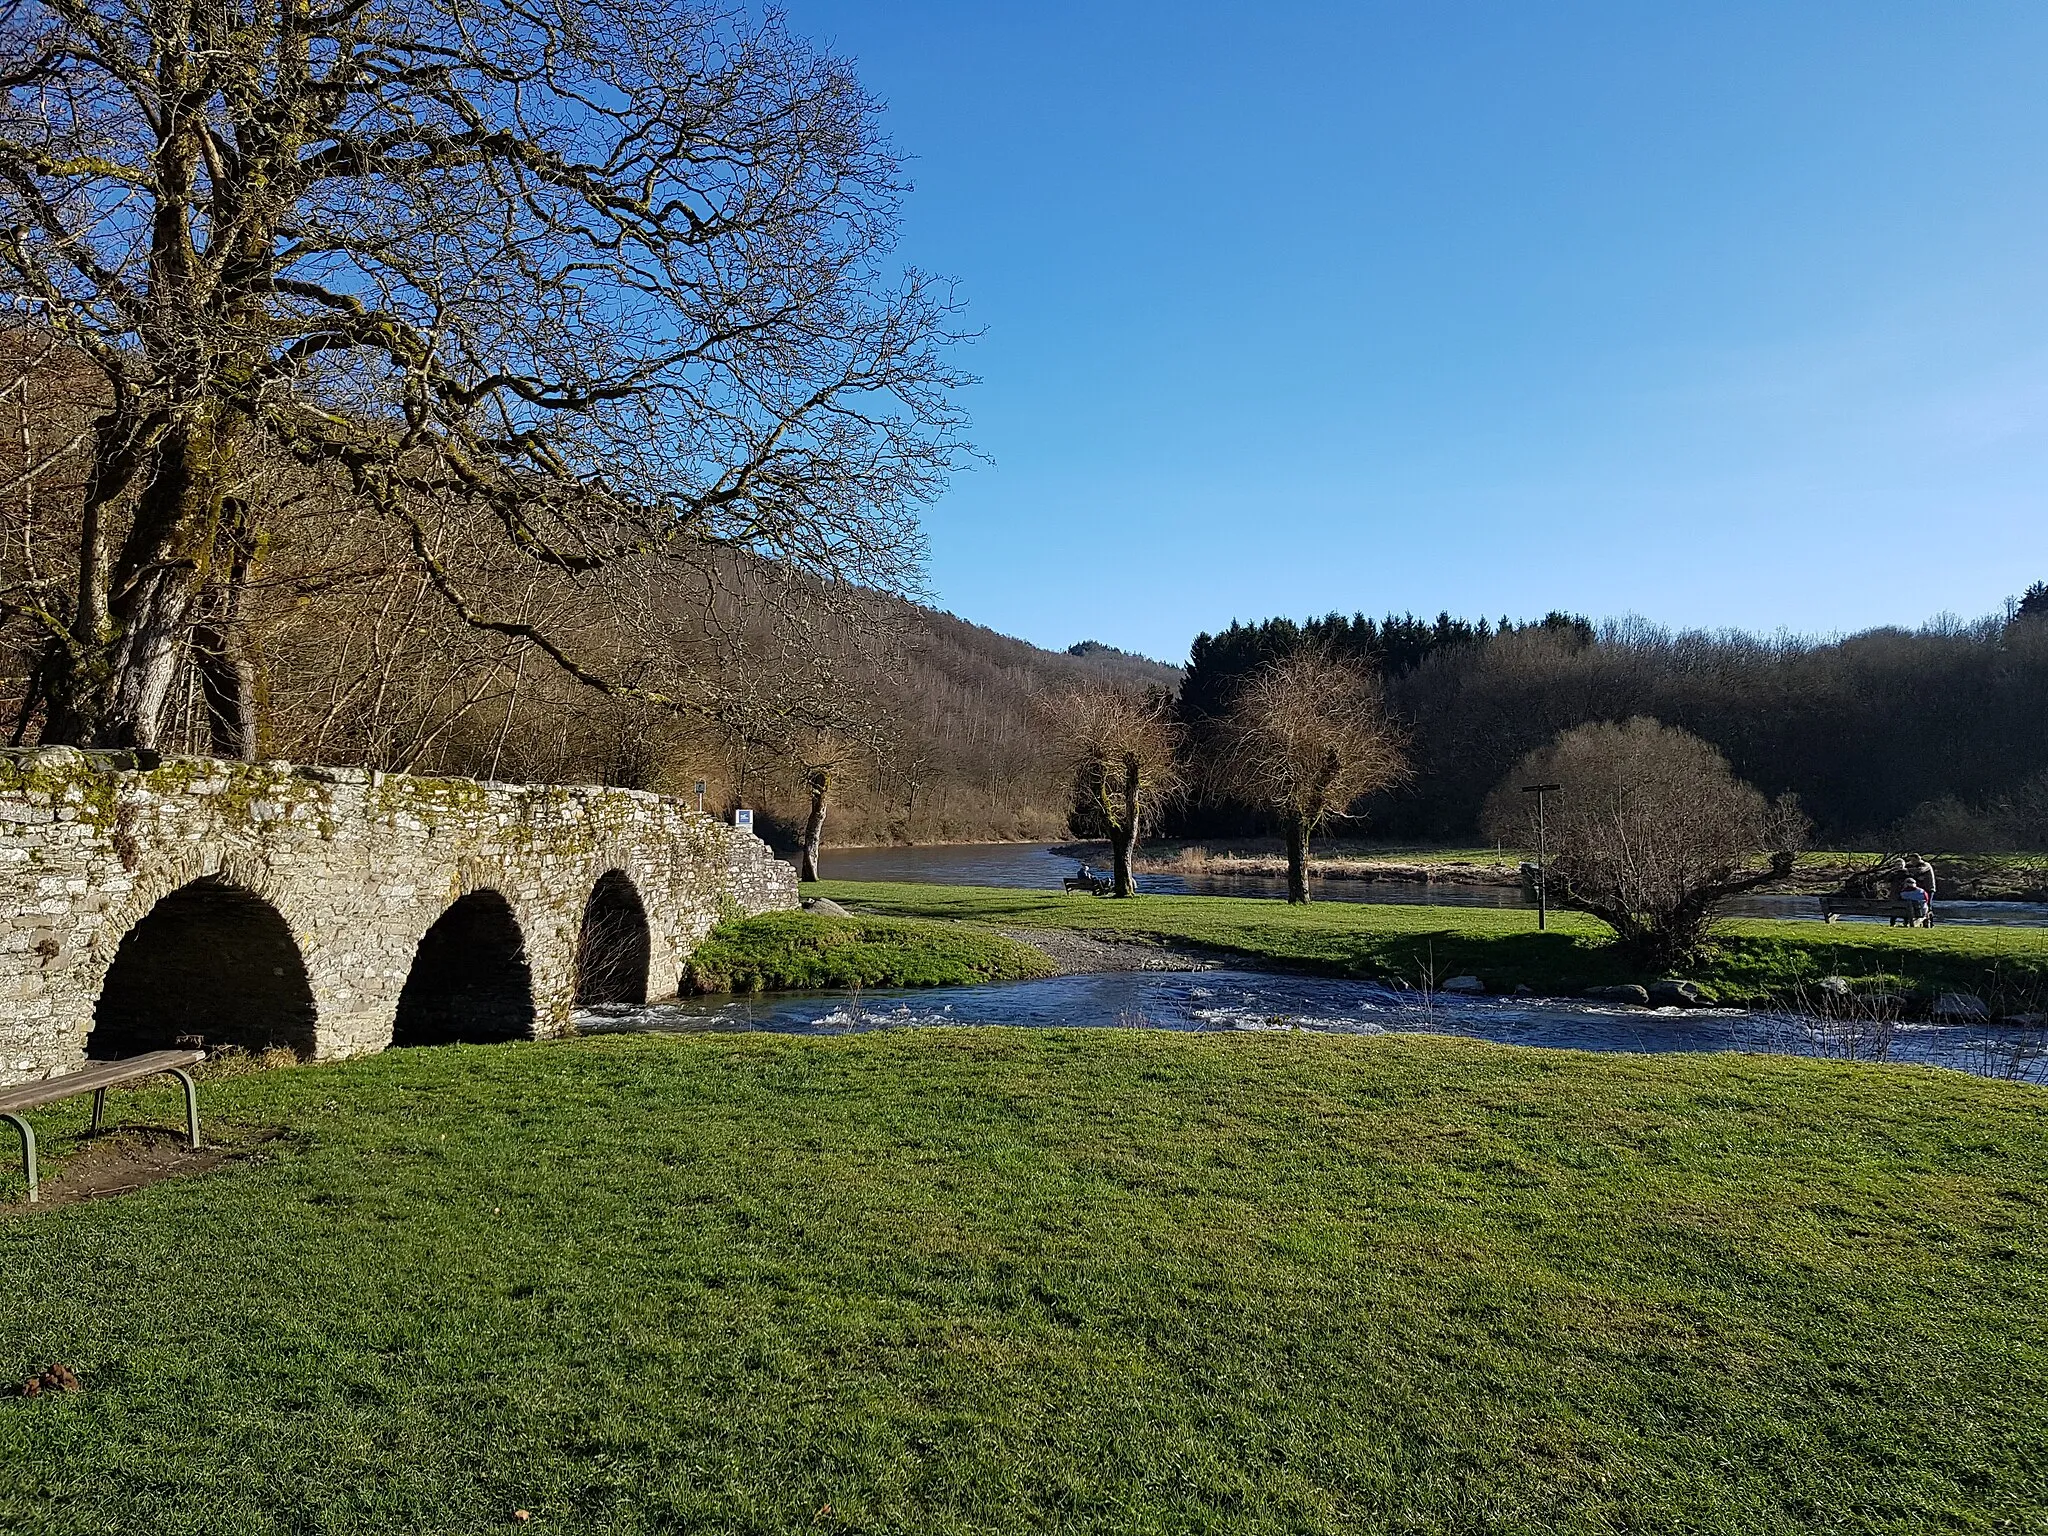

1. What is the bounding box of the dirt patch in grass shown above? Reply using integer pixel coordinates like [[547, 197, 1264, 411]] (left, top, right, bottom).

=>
[[0, 1126, 284, 1214]]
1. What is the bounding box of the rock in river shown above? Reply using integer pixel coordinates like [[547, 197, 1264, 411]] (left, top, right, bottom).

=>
[[1584, 984, 1652, 1007], [1931, 992, 1989, 1022]]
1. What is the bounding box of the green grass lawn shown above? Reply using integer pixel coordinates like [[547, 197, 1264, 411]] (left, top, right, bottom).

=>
[[683, 910, 1057, 993], [811, 881, 2048, 1009], [5, 1030, 2047, 1533]]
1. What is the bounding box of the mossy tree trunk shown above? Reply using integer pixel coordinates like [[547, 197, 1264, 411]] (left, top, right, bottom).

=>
[[192, 500, 264, 761], [36, 69, 269, 753], [43, 413, 250, 750]]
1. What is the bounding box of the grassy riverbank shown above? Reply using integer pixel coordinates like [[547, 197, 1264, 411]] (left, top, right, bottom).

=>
[[683, 910, 1056, 993], [5, 1030, 2047, 1533], [1060, 841, 2048, 899], [810, 881, 2048, 1010], [1087, 839, 1521, 886]]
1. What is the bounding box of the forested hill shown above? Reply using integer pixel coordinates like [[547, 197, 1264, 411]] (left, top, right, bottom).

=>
[[782, 608, 1180, 846], [1172, 595, 2048, 850], [8, 322, 2036, 853]]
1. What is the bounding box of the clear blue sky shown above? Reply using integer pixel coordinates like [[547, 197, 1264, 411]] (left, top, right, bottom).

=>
[[787, 1, 2048, 664]]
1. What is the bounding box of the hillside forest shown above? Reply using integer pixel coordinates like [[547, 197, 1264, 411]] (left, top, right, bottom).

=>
[[4, 353, 2042, 863], [1172, 594, 2048, 852]]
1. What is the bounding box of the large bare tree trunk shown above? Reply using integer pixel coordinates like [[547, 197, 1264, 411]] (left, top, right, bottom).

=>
[[799, 770, 829, 881], [44, 557, 201, 750], [106, 568, 200, 749], [43, 420, 238, 749], [1285, 813, 1311, 904]]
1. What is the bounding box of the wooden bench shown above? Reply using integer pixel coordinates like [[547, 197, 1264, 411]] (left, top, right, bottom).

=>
[[0, 1050, 203, 1204], [1820, 896, 1931, 927], [1062, 872, 1111, 895]]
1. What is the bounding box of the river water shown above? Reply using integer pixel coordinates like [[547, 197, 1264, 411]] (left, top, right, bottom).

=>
[[581, 969, 2048, 1084], [804, 842, 2048, 928]]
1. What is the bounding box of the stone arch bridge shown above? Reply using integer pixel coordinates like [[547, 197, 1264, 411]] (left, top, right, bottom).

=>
[[0, 750, 797, 1085]]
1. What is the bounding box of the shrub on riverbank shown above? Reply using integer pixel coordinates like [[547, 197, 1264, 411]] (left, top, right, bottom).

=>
[[1482, 718, 1806, 969], [812, 881, 2048, 1011], [4, 1030, 2045, 1529], [682, 910, 1057, 993]]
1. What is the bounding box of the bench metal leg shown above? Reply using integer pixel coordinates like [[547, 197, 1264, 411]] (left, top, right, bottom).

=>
[[168, 1069, 200, 1150], [2, 1111, 35, 1203], [90, 1087, 106, 1133]]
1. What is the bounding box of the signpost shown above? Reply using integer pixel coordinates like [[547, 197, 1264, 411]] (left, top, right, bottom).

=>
[[1521, 783, 1562, 930], [733, 808, 753, 831], [694, 780, 706, 814]]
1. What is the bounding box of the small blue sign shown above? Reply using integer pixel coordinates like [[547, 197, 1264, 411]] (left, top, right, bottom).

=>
[[734, 808, 754, 829]]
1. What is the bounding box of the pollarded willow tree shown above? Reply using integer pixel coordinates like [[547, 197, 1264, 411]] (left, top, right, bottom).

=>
[[1212, 649, 1408, 903], [0, 0, 965, 749], [1045, 684, 1182, 898]]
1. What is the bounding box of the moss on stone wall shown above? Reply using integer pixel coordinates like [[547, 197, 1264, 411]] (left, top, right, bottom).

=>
[[0, 749, 125, 834], [1, 750, 797, 1082]]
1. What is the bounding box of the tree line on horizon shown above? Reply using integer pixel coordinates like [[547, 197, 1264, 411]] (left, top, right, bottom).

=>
[[1157, 585, 2048, 851]]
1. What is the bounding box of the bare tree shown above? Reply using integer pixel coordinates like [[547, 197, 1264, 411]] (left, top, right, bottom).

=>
[[1046, 685, 1182, 897], [0, 0, 965, 749], [1482, 718, 1806, 969], [749, 598, 903, 880], [1214, 650, 1408, 903], [0, 329, 94, 740], [787, 728, 870, 881]]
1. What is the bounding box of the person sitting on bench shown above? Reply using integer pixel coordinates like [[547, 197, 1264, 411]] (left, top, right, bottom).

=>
[[1063, 863, 1109, 894], [1899, 878, 1929, 927], [1907, 855, 1937, 922]]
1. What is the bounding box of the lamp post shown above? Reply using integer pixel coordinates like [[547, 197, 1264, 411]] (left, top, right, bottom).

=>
[[1521, 783, 1561, 930]]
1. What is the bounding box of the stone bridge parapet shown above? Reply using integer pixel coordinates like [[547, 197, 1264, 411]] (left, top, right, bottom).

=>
[[0, 749, 797, 1084]]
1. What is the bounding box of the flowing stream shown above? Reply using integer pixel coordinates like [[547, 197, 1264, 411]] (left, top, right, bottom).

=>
[[580, 969, 2048, 1085]]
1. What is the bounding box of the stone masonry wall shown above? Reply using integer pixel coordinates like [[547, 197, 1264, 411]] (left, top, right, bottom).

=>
[[0, 749, 797, 1084]]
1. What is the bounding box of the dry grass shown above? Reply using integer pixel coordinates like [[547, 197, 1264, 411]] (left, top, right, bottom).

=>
[[1132, 843, 1521, 885]]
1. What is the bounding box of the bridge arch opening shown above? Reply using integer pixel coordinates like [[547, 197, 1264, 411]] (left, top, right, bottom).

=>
[[89, 877, 317, 1059], [576, 870, 652, 1007], [392, 890, 535, 1047]]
